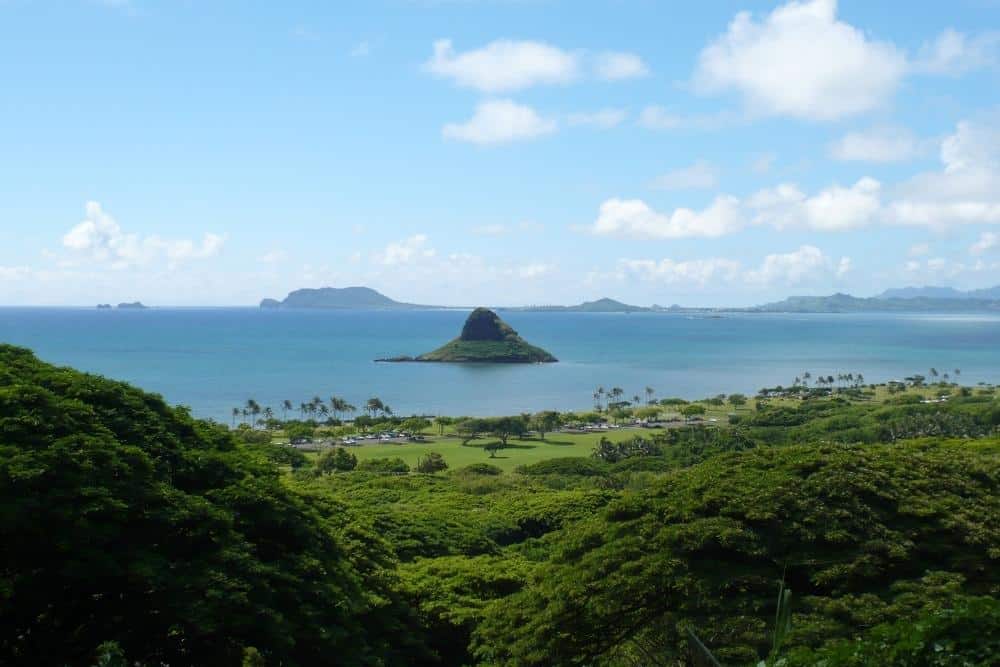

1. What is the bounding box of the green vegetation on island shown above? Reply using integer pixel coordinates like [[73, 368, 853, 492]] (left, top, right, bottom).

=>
[[380, 307, 558, 363], [3, 345, 1000, 665], [752, 292, 1000, 313], [260, 286, 434, 310]]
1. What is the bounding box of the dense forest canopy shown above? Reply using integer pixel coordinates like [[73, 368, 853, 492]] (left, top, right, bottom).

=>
[[1, 343, 998, 665]]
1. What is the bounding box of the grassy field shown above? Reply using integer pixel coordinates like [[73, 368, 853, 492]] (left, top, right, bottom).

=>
[[343, 430, 640, 473]]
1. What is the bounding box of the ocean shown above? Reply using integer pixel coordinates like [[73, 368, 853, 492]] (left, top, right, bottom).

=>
[[1, 307, 998, 422]]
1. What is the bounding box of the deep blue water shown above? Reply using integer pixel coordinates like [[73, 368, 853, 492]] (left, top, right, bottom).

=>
[[1, 308, 998, 421]]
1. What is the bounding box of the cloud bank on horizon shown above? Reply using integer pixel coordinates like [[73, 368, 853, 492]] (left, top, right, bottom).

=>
[[0, 0, 998, 306]]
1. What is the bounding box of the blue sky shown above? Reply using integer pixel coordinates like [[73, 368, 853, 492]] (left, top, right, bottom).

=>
[[1, 0, 999, 306]]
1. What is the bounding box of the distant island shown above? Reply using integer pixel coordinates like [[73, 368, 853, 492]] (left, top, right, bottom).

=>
[[116, 302, 148, 310], [377, 308, 557, 363], [261, 287, 652, 313], [96, 304, 112, 309], [260, 286, 434, 310]]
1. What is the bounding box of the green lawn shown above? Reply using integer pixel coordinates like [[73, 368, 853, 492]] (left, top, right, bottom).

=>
[[346, 430, 640, 473]]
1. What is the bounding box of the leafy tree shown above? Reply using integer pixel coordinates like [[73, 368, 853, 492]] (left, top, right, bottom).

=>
[[531, 411, 562, 439], [728, 393, 747, 407], [681, 403, 707, 418], [472, 441, 1000, 665], [316, 447, 358, 474], [0, 345, 422, 665], [487, 416, 528, 446], [401, 417, 432, 436], [435, 415, 454, 435]]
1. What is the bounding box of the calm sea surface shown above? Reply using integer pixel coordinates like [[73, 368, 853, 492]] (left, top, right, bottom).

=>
[[2, 308, 998, 421]]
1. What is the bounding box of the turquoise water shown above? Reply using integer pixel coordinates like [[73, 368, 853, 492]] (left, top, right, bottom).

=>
[[1, 308, 998, 421]]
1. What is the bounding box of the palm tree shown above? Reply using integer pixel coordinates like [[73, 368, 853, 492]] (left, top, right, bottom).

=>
[[610, 387, 624, 409], [366, 397, 384, 417], [632, 394, 641, 407], [245, 399, 261, 430], [645, 386, 655, 404], [282, 399, 293, 421], [930, 367, 939, 379], [299, 402, 308, 419], [592, 390, 602, 412], [231, 407, 239, 429], [262, 406, 274, 428], [318, 404, 330, 422], [954, 368, 961, 377], [802, 371, 812, 387]]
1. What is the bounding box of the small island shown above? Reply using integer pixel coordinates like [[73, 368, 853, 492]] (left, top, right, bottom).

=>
[[96, 304, 112, 309], [117, 302, 148, 310], [377, 307, 557, 363]]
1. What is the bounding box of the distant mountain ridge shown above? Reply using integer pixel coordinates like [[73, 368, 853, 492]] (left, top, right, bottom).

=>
[[261, 287, 649, 312], [754, 292, 1000, 313], [260, 287, 434, 310], [876, 285, 1000, 300], [511, 298, 649, 313], [261, 285, 1000, 314]]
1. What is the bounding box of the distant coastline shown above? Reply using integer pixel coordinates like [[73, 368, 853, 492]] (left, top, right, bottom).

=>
[[258, 285, 1000, 315]]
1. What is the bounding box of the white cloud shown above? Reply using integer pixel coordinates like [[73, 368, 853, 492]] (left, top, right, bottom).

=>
[[594, 51, 649, 80], [637, 106, 682, 130], [350, 40, 371, 57], [970, 231, 999, 255], [830, 126, 922, 162], [62, 201, 225, 269], [602, 245, 847, 288], [745, 245, 849, 285], [637, 105, 736, 131], [913, 29, 1000, 75], [888, 114, 1000, 227], [512, 262, 554, 279], [425, 39, 579, 92], [694, 0, 906, 120], [909, 242, 931, 257], [749, 177, 882, 231], [376, 234, 436, 265], [590, 196, 744, 240], [443, 99, 556, 145], [650, 161, 719, 190], [567, 108, 627, 129], [616, 257, 742, 286]]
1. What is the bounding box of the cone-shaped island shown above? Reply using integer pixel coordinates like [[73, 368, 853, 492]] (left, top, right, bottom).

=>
[[377, 308, 557, 363]]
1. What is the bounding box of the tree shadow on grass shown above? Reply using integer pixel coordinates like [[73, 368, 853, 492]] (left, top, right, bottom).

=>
[[462, 441, 538, 450], [538, 439, 576, 446]]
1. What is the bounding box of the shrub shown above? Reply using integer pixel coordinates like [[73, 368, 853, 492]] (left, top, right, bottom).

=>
[[416, 452, 448, 473], [460, 463, 503, 476], [357, 457, 410, 474]]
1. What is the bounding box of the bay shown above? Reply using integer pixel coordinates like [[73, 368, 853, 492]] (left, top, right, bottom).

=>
[[1, 307, 998, 422]]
